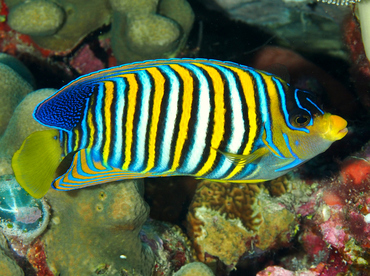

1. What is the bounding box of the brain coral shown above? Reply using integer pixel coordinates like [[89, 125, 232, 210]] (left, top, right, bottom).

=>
[[188, 181, 263, 232], [187, 180, 298, 268]]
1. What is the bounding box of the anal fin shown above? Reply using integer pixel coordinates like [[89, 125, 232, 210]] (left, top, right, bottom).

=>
[[53, 149, 156, 191]]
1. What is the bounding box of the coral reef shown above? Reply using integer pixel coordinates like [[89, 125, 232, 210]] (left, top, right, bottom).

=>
[[7, 0, 65, 37], [0, 57, 33, 136], [0, 88, 55, 175], [35, 179, 154, 275], [3, 0, 194, 64], [0, 2, 369, 275], [187, 180, 300, 271]]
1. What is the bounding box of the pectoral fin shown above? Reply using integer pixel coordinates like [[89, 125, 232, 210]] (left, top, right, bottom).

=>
[[12, 130, 62, 199], [216, 147, 269, 166]]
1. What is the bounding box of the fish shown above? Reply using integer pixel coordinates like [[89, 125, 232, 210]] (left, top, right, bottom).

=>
[[11, 58, 348, 198]]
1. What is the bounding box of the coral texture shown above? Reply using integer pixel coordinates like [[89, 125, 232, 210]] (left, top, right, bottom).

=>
[[4, 0, 194, 64], [187, 180, 298, 269], [7, 0, 65, 36], [0, 61, 33, 136], [38, 180, 154, 275], [0, 88, 55, 175], [173, 262, 215, 276]]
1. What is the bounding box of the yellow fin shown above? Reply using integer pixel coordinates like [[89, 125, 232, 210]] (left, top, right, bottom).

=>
[[215, 147, 269, 166], [12, 130, 62, 198]]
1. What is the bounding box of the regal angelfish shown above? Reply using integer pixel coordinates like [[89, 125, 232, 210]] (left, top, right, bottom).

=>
[[12, 58, 348, 198]]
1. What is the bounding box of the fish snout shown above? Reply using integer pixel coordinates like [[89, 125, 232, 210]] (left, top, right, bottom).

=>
[[329, 115, 348, 141]]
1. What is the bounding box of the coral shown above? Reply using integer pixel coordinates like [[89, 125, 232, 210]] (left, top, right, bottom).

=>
[[0, 232, 24, 276], [256, 266, 317, 276], [109, 0, 194, 64], [173, 262, 214, 276], [187, 180, 298, 269], [7, 0, 65, 36], [5, 0, 111, 52], [266, 176, 289, 197], [32, 179, 154, 275], [0, 53, 34, 86], [0, 175, 50, 249], [140, 219, 195, 275], [0, 61, 33, 136], [3, 0, 194, 64], [0, 88, 55, 174], [343, 14, 370, 109], [69, 44, 105, 75], [27, 239, 53, 276], [189, 181, 263, 232]]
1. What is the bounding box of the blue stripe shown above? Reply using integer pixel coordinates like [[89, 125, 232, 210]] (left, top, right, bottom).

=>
[[66, 130, 73, 153], [130, 71, 151, 171], [180, 63, 210, 173], [306, 97, 324, 115], [275, 133, 302, 172], [110, 78, 126, 168], [249, 71, 284, 158], [274, 78, 309, 132], [93, 83, 104, 153], [79, 96, 90, 149], [156, 65, 180, 171]]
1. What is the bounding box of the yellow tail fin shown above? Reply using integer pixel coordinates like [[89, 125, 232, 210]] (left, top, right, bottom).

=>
[[12, 130, 62, 198]]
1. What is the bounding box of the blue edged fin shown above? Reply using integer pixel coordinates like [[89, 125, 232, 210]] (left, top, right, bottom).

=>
[[215, 147, 269, 166], [12, 130, 62, 199], [53, 149, 155, 191]]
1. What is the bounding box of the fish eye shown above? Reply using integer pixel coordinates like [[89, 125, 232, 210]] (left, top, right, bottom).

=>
[[290, 111, 311, 128]]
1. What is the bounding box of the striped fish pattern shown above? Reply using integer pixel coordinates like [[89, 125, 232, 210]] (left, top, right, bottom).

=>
[[13, 58, 348, 197]]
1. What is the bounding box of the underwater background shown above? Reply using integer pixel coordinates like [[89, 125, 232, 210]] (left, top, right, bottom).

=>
[[0, 0, 369, 275]]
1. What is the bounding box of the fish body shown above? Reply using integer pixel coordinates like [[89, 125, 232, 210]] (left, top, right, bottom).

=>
[[12, 58, 348, 198]]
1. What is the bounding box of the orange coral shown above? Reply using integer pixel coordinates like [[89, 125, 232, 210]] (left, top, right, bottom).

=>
[[267, 176, 288, 197]]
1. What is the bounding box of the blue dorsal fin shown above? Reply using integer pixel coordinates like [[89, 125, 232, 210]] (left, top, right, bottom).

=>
[[34, 83, 96, 131]]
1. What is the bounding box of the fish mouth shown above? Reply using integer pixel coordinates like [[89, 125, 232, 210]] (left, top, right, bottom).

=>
[[330, 115, 348, 141], [336, 127, 348, 140]]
